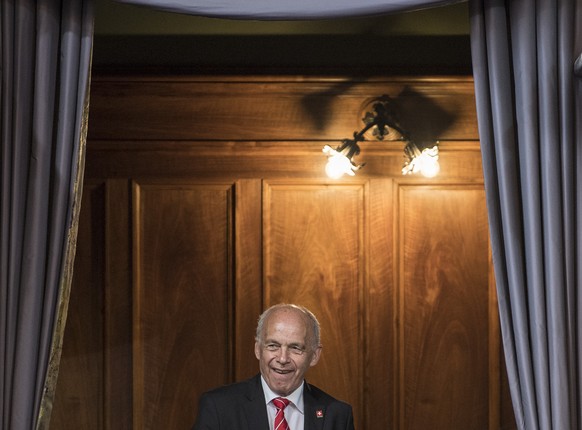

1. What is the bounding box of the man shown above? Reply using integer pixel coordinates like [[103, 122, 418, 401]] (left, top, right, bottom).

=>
[[193, 303, 355, 429]]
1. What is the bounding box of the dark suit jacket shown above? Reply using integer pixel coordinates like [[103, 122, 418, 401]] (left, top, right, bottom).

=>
[[193, 374, 355, 430]]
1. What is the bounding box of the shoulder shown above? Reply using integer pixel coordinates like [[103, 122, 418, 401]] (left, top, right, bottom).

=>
[[303, 382, 354, 428], [200, 374, 261, 402], [194, 375, 266, 429], [304, 382, 352, 409]]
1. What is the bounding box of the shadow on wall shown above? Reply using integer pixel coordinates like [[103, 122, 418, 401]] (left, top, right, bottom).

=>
[[300, 82, 457, 142]]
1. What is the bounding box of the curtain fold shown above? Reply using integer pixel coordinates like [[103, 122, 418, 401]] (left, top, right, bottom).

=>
[[114, 0, 462, 19], [575, 53, 582, 76], [0, 0, 94, 429], [469, 0, 582, 428]]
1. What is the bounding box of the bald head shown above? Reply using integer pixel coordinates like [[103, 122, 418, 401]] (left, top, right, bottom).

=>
[[255, 304, 321, 350]]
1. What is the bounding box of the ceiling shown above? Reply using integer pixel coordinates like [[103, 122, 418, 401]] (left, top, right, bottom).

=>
[[93, 0, 472, 74]]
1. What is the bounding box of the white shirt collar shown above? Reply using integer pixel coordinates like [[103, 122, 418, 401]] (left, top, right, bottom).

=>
[[260, 375, 305, 414]]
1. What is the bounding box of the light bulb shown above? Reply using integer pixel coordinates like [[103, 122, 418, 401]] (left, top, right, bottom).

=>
[[420, 159, 440, 178], [416, 145, 440, 178], [323, 144, 357, 179], [325, 154, 355, 179]]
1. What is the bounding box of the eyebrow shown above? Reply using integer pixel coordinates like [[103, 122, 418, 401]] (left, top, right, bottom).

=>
[[264, 340, 305, 348]]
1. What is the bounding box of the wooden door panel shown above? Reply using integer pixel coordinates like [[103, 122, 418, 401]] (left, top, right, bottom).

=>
[[132, 181, 234, 429], [365, 178, 396, 430], [263, 181, 365, 426], [398, 185, 490, 429], [53, 182, 106, 429], [104, 179, 134, 429], [233, 179, 264, 381]]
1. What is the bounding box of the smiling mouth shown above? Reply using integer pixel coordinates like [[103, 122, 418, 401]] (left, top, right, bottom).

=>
[[273, 368, 292, 375]]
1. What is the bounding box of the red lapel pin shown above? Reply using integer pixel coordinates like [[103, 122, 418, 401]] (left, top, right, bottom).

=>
[[316, 410, 324, 418]]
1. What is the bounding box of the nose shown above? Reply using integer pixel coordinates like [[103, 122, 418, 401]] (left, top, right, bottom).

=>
[[277, 346, 291, 363]]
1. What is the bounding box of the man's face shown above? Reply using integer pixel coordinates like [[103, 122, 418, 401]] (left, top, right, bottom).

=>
[[254, 309, 322, 396]]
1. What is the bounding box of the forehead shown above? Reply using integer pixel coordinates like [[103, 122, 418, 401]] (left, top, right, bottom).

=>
[[263, 309, 310, 340]]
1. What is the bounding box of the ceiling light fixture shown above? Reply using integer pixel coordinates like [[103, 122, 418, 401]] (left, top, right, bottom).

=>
[[323, 95, 440, 179]]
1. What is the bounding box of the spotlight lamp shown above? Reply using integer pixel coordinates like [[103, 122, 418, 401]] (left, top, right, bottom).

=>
[[322, 95, 440, 178]]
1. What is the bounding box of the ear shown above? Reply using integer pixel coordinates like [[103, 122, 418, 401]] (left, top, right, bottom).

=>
[[309, 346, 322, 367], [254, 341, 261, 360]]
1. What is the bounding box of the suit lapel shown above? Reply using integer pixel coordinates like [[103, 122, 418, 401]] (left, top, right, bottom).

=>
[[303, 383, 326, 430], [244, 375, 270, 430]]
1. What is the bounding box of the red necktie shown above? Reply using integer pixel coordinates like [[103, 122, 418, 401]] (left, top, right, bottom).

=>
[[272, 397, 290, 430]]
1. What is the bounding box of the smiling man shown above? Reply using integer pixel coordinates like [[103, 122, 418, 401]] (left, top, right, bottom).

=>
[[193, 304, 355, 430]]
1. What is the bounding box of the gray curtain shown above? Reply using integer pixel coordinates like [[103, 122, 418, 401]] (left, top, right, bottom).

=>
[[115, 0, 460, 19], [0, 0, 94, 429], [469, 0, 582, 428]]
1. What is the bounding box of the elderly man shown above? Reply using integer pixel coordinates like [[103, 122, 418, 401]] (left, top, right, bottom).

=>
[[193, 303, 355, 430]]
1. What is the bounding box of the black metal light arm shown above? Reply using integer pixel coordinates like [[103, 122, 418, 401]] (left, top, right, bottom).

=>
[[322, 95, 440, 178]]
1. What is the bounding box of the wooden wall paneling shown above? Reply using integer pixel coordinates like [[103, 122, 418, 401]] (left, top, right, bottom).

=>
[[54, 74, 515, 430], [85, 140, 414, 182], [397, 183, 491, 429], [488, 255, 516, 430], [85, 76, 481, 184], [263, 180, 365, 428], [366, 178, 396, 430], [132, 181, 235, 430], [88, 77, 478, 143], [105, 179, 133, 430], [488, 250, 501, 430], [359, 140, 485, 182], [85, 140, 484, 184], [53, 182, 106, 429], [234, 179, 264, 380]]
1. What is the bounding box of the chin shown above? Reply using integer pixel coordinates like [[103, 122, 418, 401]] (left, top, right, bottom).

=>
[[269, 379, 291, 393]]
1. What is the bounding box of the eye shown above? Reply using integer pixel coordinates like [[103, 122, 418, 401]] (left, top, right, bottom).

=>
[[289, 345, 305, 355], [265, 343, 280, 351]]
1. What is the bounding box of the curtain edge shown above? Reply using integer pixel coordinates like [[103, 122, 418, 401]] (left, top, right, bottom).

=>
[[34, 63, 92, 430]]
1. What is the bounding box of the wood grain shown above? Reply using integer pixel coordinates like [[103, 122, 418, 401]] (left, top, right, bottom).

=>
[[88, 77, 477, 143], [132, 181, 234, 429], [52, 74, 516, 430], [52, 183, 105, 429], [398, 185, 490, 429], [264, 181, 365, 418]]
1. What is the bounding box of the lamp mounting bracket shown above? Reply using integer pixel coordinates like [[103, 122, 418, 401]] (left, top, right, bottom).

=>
[[358, 95, 408, 142]]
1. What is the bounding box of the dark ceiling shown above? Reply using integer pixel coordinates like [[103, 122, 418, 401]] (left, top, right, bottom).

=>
[[93, 0, 472, 74]]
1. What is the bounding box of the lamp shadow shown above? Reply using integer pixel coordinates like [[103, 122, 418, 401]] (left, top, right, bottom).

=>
[[299, 80, 359, 131], [300, 81, 458, 144], [391, 87, 457, 145]]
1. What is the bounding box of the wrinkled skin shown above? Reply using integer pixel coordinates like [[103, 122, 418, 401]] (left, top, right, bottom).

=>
[[254, 308, 322, 396]]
